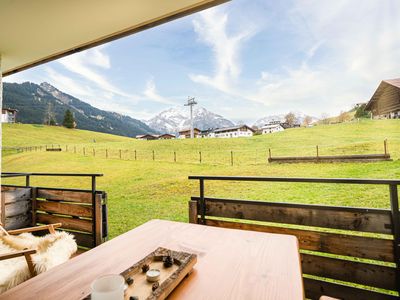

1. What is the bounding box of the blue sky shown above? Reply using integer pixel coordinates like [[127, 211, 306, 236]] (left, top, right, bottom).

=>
[[5, 0, 400, 123]]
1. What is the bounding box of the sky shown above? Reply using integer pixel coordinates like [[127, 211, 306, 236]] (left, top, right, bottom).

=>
[[5, 0, 400, 124]]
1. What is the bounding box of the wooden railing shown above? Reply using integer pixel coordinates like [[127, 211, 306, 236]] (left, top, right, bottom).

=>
[[188, 175, 400, 300], [1, 172, 107, 249]]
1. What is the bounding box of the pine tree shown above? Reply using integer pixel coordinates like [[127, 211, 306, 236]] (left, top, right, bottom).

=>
[[63, 109, 75, 128]]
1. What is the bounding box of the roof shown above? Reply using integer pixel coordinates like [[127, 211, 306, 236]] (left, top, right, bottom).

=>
[[0, 0, 228, 76], [2, 108, 18, 112], [179, 128, 201, 133], [214, 125, 255, 133], [262, 123, 283, 129], [366, 78, 400, 110]]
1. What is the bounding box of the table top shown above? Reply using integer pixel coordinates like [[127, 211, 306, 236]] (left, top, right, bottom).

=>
[[0, 220, 304, 300]]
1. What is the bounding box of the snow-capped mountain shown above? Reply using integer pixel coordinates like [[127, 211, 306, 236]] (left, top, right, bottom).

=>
[[253, 112, 319, 127], [145, 106, 235, 134]]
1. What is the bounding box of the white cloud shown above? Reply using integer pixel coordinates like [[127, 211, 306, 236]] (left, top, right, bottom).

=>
[[190, 0, 400, 117], [58, 46, 137, 99], [143, 78, 175, 105], [190, 8, 256, 93]]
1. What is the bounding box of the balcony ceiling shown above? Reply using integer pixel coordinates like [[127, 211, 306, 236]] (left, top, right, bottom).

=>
[[0, 0, 227, 76]]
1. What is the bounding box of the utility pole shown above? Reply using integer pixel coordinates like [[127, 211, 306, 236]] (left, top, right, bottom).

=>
[[184, 96, 197, 138]]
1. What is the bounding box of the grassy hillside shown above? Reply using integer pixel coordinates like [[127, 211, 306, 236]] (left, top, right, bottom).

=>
[[2, 123, 132, 147], [2, 120, 400, 238]]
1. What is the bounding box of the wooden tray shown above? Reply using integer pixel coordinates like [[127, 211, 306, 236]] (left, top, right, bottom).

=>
[[85, 247, 197, 300]]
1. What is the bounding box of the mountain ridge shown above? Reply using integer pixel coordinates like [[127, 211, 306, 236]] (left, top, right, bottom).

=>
[[144, 106, 235, 134], [3, 81, 156, 137]]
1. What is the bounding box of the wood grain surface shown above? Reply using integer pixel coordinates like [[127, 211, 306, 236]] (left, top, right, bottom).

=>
[[0, 220, 303, 300]]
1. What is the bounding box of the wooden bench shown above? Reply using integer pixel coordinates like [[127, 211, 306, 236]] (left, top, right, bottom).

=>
[[188, 176, 400, 300]]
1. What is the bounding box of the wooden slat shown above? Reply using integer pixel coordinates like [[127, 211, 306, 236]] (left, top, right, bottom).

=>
[[68, 231, 94, 249], [36, 200, 92, 218], [188, 200, 198, 224], [36, 213, 92, 233], [5, 201, 31, 217], [2, 187, 31, 204], [36, 189, 93, 203], [198, 197, 391, 234], [4, 214, 31, 230], [204, 219, 394, 262], [301, 253, 396, 290], [94, 194, 102, 246], [303, 278, 398, 300]]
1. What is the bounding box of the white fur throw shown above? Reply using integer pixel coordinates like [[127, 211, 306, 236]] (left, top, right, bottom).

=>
[[0, 231, 77, 293]]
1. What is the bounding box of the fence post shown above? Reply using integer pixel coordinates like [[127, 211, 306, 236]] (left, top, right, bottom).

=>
[[384, 139, 388, 156], [152, 150, 155, 161], [93, 148, 95, 157], [106, 149, 108, 159], [83, 147, 86, 156], [119, 149, 122, 159], [134, 150, 137, 161], [199, 151, 202, 163], [316, 145, 319, 158], [174, 151, 176, 162], [231, 151, 233, 166]]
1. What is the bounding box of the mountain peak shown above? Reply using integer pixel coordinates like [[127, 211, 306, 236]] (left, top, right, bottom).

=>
[[145, 106, 235, 134]]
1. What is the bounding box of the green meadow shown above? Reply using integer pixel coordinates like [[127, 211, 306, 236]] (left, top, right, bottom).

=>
[[2, 120, 400, 238]]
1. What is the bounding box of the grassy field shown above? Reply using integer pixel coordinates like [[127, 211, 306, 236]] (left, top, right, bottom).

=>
[[2, 120, 400, 238]]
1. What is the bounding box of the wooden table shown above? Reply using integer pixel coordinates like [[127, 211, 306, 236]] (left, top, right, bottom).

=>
[[0, 220, 304, 300]]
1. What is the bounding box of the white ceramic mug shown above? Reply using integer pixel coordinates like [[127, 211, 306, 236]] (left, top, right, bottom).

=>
[[91, 274, 125, 300]]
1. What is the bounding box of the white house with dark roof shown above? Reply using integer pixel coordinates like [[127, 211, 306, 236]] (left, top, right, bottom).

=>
[[213, 125, 254, 138]]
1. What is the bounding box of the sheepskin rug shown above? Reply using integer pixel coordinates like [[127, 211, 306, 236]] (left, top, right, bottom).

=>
[[0, 231, 77, 293]]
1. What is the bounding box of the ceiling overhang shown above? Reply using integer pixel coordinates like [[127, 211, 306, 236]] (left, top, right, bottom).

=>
[[0, 0, 228, 76]]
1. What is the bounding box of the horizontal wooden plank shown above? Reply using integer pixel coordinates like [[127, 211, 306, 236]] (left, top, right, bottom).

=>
[[5, 201, 31, 217], [36, 213, 93, 233], [4, 214, 31, 230], [304, 278, 398, 300], [204, 219, 394, 262], [1, 187, 31, 204], [36, 189, 93, 203], [36, 200, 92, 218], [301, 253, 396, 291], [66, 231, 94, 248], [197, 197, 392, 234]]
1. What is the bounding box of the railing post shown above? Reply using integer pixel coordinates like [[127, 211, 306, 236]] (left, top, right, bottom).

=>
[[200, 179, 205, 224], [25, 175, 30, 187], [389, 183, 400, 293], [92, 175, 97, 247]]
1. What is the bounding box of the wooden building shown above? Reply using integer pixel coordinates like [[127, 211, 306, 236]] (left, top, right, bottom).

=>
[[136, 134, 158, 140], [366, 78, 400, 119], [158, 133, 175, 140], [178, 128, 201, 139]]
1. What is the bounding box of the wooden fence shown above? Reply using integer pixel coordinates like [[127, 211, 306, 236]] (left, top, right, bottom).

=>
[[188, 175, 400, 300], [1, 173, 108, 249]]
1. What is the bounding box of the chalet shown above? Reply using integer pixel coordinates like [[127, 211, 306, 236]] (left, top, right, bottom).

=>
[[214, 125, 254, 138], [136, 134, 158, 140], [366, 78, 400, 119], [200, 128, 216, 138], [261, 122, 284, 134], [178, 128, 201, 139], [1, 108, 17, 123], [158, 133, 175, 140]]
